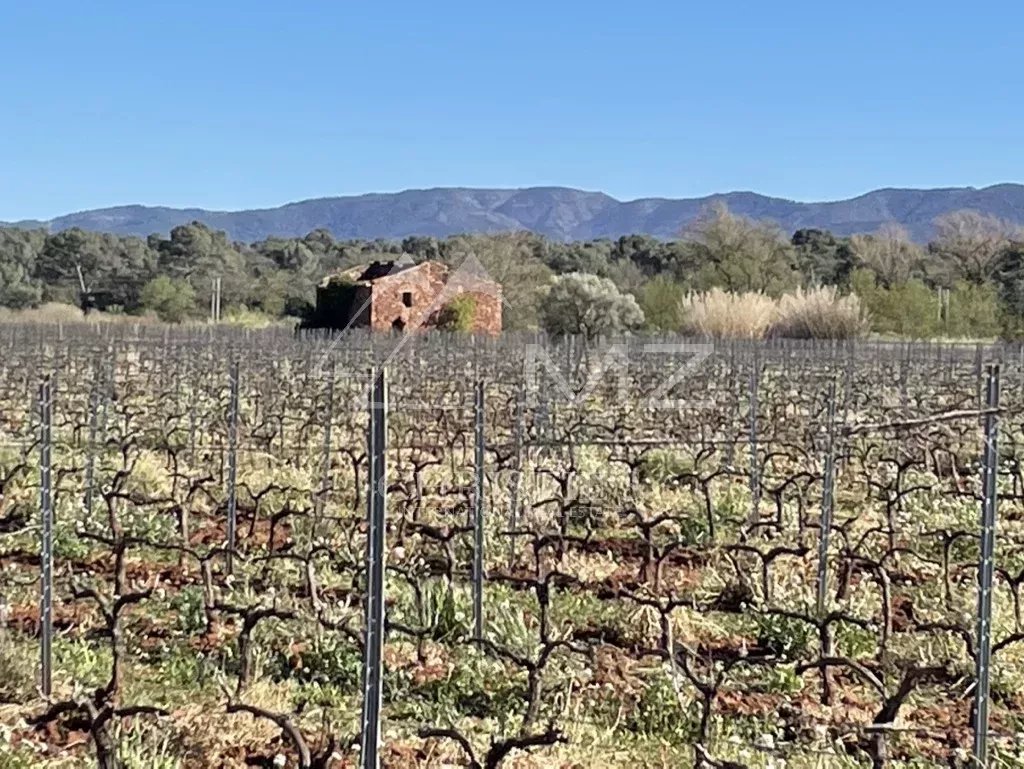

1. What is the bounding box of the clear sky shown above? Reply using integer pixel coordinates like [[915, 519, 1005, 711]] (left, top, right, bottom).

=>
[[2, 0, 1022, 221]]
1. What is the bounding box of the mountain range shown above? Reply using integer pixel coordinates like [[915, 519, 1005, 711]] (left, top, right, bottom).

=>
[[6, 184, 1024, 243]]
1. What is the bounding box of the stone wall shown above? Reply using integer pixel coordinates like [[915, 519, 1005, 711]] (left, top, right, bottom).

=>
[[369, 263, 448, 332], [462, 289, 502, 335], [367, 262, 502, 335]]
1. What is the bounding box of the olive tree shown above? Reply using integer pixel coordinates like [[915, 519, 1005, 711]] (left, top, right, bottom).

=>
[[541, 272, 644, 340]]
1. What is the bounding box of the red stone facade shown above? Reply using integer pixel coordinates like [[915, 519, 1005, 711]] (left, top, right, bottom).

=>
[[315, 260, 502, 334]]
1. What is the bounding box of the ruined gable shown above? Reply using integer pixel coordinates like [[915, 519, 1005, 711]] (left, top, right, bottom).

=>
[[310, 259, 502, 334]]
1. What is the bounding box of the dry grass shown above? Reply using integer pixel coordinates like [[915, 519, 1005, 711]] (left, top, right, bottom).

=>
[[771, 286, 868, 340], [0, 303, 164, 325], [0, 303, 293, 329], [680, 289, 777, 340], [0, 302, 103, 323], [680, 287, 867, 340]]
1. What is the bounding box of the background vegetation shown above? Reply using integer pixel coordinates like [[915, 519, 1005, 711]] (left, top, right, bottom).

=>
[[2, 205, 1023, 338]]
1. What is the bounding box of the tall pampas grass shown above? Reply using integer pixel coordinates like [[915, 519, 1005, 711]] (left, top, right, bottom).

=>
[[679, 286, 868, 340], [771, 287, 868, 340], [680, 288, 778, 339]]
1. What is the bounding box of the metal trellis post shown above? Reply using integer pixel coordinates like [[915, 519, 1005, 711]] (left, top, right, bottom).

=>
[[508, 381, 525, 570], [747, 358, 761, 526], [360, 368, 388, 769], [973, 364, 1000, 767], [225, 361, 240, 575], [816, 379, 838, 615], [898, 347, 909, 416], [38, 375, 54, 698], [974, 344, 984, 411], [473, 380, 485, 641]]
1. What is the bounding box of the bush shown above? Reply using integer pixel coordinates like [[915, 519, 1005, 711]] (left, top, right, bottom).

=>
[[639, 276, 686, 331], [755, 612, 813, 660], [0, 281, 42, 310], [437, 294, 476, 332], [541, 272, 645, 339], [944, 281, 1001, 338], [139, 276, 197, 323], [637, 449, 693, 484], [680, 288, 776, 339], [623, 666, 696, 740], [770, 286, 868, 340], [851, 269, 938, 337]]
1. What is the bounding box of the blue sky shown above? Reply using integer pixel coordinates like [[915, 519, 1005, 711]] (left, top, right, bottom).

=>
[[2, 0, 1022, 220]]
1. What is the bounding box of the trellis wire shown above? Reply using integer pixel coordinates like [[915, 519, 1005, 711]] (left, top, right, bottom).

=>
[[973, 364, 1000, 767]]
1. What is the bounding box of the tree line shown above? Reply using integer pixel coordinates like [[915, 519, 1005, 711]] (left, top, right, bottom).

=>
[[2, 204, 1023, 336]]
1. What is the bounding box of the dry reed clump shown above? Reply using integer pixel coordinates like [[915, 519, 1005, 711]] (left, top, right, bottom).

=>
[[0, 302, 96, 323], [679, 286, 868, 340], [679, 288, 777, 339], [771, 286, 868, 340], [0, 303, 292, 329], [0, 302, 163, 324]]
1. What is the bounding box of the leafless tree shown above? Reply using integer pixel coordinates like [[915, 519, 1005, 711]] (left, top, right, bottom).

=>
[[681, 202, 797, 294], [930, 209, 1019, 284], [849, 223, 924, 288]]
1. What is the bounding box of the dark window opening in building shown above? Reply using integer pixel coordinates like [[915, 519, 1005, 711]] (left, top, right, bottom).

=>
[[402, 291, 413, 307], [392, 318, 406, 331]]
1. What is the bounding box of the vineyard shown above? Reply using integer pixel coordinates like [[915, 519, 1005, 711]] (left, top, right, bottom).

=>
[[2, 325, 1024, 769]]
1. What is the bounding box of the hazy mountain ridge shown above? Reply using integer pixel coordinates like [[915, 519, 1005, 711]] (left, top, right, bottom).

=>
[[6, 184, 1024, 243]]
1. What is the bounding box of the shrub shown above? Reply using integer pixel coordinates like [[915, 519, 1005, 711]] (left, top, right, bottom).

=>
[[637, 449, 693, 484], [755, 612, 813, 660], [541, 272, 645, 339], [944, 281, 1001, 338], [623, 666, 696, 740], [770, 286, 868, 340], [437, 294, 476, 332], [639, 276, 686, 331], [680, 288, 776, 339], [139, 276, 197, 323], [851, 269, 939, 337]]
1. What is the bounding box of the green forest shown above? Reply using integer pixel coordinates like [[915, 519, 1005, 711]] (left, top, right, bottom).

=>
[[2, 203, 1023, 338]]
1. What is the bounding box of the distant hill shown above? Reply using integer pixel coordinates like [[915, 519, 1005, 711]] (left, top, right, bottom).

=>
[[6, 184, 1024, 243]]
